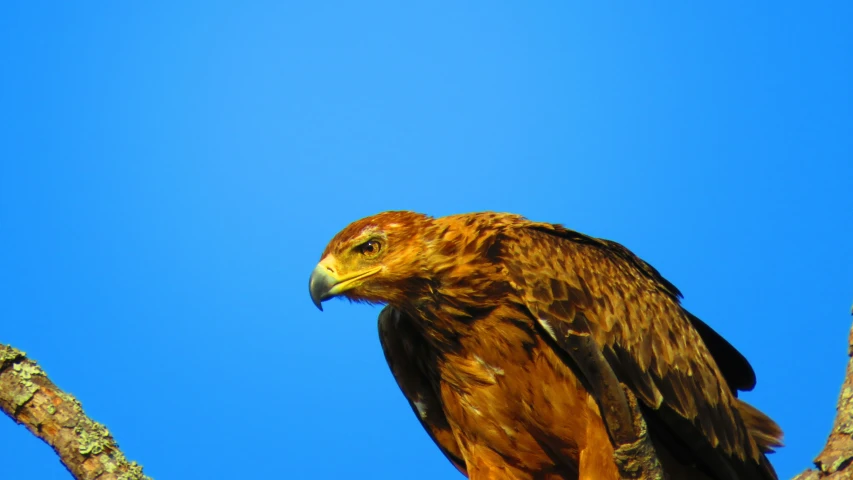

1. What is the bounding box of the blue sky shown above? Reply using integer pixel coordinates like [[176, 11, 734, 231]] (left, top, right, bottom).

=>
[[1, 2, 851, 479]]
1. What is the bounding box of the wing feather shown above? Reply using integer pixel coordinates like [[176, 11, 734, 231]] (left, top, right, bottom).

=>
[[377, 306, 467, 476], [501, 222, 777, 480]]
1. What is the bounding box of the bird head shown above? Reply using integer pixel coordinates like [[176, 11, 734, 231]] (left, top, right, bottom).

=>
[[309, 211, 433, 310]]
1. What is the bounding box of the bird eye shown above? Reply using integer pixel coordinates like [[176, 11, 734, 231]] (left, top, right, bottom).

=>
[[359, 240, 382, 257]]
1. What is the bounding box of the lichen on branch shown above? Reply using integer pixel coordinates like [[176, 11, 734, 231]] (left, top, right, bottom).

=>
[[791, 306, 853, 480], [0, 344, 150, 480]]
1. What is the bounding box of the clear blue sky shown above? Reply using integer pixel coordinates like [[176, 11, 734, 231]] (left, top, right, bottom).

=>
[[1, 2, 851, 479]]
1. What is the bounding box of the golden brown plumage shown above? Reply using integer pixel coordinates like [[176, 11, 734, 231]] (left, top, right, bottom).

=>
[[309, 211, 783, 480]]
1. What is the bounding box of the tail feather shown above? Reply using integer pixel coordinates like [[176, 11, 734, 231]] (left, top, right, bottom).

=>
[[737, 399, 784, 454]]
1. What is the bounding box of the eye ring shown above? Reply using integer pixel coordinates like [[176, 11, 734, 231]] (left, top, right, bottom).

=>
[[359, 240, 382, 257]]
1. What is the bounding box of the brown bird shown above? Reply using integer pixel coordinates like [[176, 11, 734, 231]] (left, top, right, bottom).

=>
[[309, 211, 782, 480]]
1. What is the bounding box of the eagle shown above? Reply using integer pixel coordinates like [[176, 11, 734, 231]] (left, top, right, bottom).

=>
[[308, 211, 782, 480]]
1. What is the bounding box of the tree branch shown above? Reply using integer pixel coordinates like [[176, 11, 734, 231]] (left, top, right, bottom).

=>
[[0, 344, 150, 480], [791, 307, 853, 480]]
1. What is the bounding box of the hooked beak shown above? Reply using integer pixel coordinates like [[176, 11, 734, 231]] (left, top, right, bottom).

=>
[[308, 256, 382, 311], [309, 263, 337, 311]]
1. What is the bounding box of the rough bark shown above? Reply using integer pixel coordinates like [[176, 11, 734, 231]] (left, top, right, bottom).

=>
[[791, 306, 853, 480], [0, 344, 150, 480]]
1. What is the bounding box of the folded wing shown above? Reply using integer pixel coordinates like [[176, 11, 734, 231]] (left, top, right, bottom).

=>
[[377, 306, 468, 476], [500, 223, 779, 480]]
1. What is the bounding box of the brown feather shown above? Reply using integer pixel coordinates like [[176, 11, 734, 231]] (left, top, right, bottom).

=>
[[378, 307, 467, 474], [500, 221, 780, 479], [316, 211, 783, 480]]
